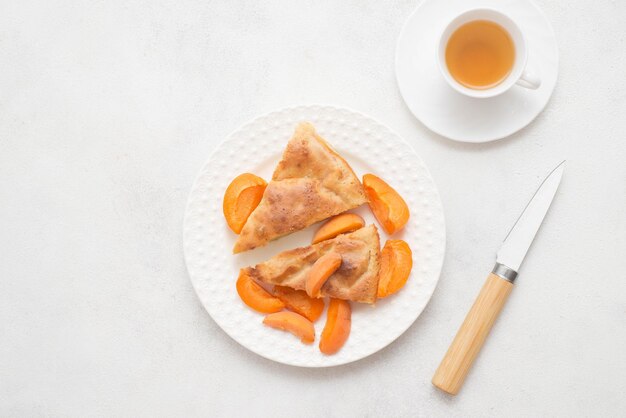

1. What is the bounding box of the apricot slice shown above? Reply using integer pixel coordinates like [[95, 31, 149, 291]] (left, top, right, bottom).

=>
[[273, 286, 325, 322], [312, 213, 365, 244], [305, 252, 342, 298], [362, 174, 409, 235], [263, 311, 315, 344], [223, 173, 267, 234], [236, 270, 284, 313], [319, 298, 351, 355], [377, 240, 413, 298]]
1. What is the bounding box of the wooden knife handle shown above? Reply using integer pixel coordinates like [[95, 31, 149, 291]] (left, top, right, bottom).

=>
[[432, 272, 514, 395]]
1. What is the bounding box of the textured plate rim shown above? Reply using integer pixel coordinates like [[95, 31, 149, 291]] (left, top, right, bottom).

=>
[[183, 104, 446, 367]]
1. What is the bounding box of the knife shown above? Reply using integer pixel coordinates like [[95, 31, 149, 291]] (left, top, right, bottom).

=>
[[432, 161, 565, 395]]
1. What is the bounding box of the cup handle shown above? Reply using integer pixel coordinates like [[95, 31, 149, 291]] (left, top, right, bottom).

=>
[[516, 67, 541, 90]]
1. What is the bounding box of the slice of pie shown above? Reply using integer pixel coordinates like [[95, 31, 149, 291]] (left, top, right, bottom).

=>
[[242, 225, 381, 304], [233, 122, 367, 253]]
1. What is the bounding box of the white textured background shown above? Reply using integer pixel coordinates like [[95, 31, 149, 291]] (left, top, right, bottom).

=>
[[1, 0, 625, 417]]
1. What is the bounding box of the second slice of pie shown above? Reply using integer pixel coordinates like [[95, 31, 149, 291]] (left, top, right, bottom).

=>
[[243, 225, 381, 304], [233, 122, 367, 253]]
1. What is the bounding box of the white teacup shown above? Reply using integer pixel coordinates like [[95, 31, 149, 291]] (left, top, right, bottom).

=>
[[437, 8, 541, 98]]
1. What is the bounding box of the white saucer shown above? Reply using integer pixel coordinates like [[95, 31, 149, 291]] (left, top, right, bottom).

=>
[[396, 0, 558, 143]]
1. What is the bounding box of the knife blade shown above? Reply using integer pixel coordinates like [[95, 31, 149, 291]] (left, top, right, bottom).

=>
[[497, 160, 566, 274], [432, 161, 565, 395]]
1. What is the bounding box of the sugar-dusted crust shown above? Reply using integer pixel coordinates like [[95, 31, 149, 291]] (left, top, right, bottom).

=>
[[244, 225, 381, 304], [233, 122, 367, 253]]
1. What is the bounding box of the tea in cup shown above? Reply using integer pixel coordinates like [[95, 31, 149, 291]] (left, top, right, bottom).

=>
[[438, 9, 540, 98]]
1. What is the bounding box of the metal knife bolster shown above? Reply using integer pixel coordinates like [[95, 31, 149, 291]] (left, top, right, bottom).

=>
[[492, 263, 518, 283]]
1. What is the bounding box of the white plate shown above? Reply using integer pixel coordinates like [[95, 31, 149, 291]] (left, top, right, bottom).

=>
[[183, 105, 446, 367], [396, 0, 558, 143]]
